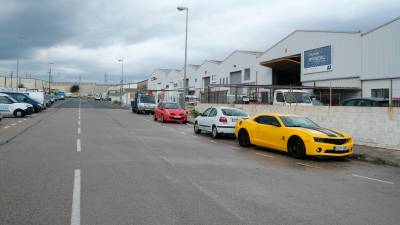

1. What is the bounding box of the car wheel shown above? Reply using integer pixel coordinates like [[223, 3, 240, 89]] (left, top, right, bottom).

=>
[[160, 115, 165, 123], [288, 136, 306, 159], [212, 126, 219, 139], [194, 122, 201, 134], [238, 129, 251, 147], [13, 109, 25, 118], [153, 114, 157, 121]]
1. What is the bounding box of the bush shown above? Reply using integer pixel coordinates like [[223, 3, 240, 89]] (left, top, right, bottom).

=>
[[112, 100, 121, 105], [190, 109, 200, 118]]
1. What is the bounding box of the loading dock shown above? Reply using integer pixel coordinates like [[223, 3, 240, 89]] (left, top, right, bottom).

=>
[[260, 54, 301, 86]]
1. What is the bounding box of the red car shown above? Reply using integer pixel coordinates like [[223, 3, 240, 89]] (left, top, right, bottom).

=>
[[154, 102, 188, 123]]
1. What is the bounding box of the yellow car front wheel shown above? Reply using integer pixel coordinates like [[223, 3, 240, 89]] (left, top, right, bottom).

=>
[[288, 136, 306, 159]]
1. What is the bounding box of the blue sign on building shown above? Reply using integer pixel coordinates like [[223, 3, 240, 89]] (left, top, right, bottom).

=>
[[304, 45, 332, 74]]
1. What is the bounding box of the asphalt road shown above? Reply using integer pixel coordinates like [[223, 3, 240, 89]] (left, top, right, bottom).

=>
[[0, 98, 399, 225]]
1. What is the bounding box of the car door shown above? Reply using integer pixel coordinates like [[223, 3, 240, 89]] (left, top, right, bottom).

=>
[[253, 115, 284, 149], [197, 108, 212, 130], [0, 96, 12, 115], [206, 108, 218, 131]]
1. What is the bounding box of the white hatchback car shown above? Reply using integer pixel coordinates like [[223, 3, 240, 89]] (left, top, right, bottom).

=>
[[194, 107, 249, 138], [0, 93, 31, 118]]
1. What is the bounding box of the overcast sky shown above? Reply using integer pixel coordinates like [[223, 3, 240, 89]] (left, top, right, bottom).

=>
[[0, 0, 399, 83]]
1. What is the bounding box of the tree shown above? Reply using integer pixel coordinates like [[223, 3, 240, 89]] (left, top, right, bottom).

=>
[[70, 84, 80, 93]]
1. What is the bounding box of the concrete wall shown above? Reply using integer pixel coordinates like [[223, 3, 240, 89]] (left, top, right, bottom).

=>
[[0, 76, 49, 91], [195, 103, 400, 150], [51, 82, 112, 95]]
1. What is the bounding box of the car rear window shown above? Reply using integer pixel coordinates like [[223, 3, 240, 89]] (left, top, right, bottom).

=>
[[221, 108, 248, 117]]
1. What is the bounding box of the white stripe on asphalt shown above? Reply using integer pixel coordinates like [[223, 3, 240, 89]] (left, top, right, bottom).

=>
[[352, 174, 394, 185], [70, 169, 81, 225], [77, 127, 81, 135], [255, 152, 275, 158], [11, 123, 16, 126], [23, 118, 27, 121], [78, 120, 81, 125], [4, 126, 10, 129], [77, 139, 81, 152], [296, 162, 322, 169], [18, 120, 22, 123]]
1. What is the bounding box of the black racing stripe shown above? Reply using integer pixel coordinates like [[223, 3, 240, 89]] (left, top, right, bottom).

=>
[[304, 127, 338, 137], [325, 128, 344, 137]]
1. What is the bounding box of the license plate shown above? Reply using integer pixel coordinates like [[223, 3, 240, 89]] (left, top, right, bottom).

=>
[[173, 116, 181, 119], [334, 146, 348, 151], [231, 118, 237, 122]]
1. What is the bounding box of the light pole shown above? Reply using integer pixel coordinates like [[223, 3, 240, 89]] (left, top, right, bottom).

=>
[[177, 6, 188, 107], [118, 59, 124, 96], [16, 36, 26, 90], [48, 63, 54, 93]]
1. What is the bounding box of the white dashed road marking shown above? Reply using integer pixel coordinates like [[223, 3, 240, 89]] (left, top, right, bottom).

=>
[[255, 152, 275, 158], [4, 126, 10, 129], [296, 162, 322, 169], [77, 139, 81, 152], [70, 169, 81, 225], [18, 120, 22, 123], [11, 123, 16, 126], [77, 127, 81, 134], [352, 174, 394, 185]]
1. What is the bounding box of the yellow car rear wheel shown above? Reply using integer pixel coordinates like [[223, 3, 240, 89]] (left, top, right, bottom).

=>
[[238, 129, 251, 147]]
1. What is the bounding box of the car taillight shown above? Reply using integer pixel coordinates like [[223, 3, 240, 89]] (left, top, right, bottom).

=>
[[219, 116, 228, 123]]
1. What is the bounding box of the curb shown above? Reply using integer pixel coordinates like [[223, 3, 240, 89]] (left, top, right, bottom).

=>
[[351, 153, 399, 167]]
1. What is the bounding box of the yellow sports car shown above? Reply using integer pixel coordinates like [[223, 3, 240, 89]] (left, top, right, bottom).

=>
[[234, 113, 353, 158]]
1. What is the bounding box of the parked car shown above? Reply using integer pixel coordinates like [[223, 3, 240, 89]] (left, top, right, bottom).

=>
[[131, 92, 156, 114], [342, 98, 389, 107], [235, 113, 353, 158], [0, 91, 43, 113], [95, 93, 102, 100], [194, 107, 249, 138], [0, 93, 32, 117], [57, 91, 65, 100], [154, 102, 187, 123]]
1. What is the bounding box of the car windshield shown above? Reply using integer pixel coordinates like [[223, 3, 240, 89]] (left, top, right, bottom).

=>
[[221, 108, 248, 117], [284, 92, 312, 104], [164, 103, 181, 109], [280, 116, 319, 128], [140, 95, 155, 103]]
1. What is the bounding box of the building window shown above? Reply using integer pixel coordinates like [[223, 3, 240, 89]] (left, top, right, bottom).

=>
[[212, 75, 216, 81], [244, 68, 250, 80], [219, 78, 222, 84], [195, 78, 197, 82], [371, 88, 389, 99], [166, 84, 169, 88]]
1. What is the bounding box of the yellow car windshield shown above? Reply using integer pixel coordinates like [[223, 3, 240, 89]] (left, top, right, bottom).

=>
[[280, 116, 319, 128]]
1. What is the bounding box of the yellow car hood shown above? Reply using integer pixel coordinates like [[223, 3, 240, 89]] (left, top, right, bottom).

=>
[[289, 127, 350, 138]]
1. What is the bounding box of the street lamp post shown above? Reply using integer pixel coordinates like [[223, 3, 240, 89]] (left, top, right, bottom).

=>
[[16, 36, 26, 90], [177, 6, 189, 107], [48, 63, 54, 93], [118, 59, 124, 98]]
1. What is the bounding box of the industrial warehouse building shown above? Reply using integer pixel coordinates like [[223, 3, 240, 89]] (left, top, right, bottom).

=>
[[148, 16, 400, 105]]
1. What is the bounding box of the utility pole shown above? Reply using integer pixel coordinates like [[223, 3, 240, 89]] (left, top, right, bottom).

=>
[[177, 6, 189, 107], [48, 63, 54, 93]]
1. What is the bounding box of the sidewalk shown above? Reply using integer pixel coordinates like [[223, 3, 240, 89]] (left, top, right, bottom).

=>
[[352, 145, 400, 167]]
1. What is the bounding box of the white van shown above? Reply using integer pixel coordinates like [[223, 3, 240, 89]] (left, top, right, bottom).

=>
[[273, 89, 323, 106], [0, 93, 32, 117]]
